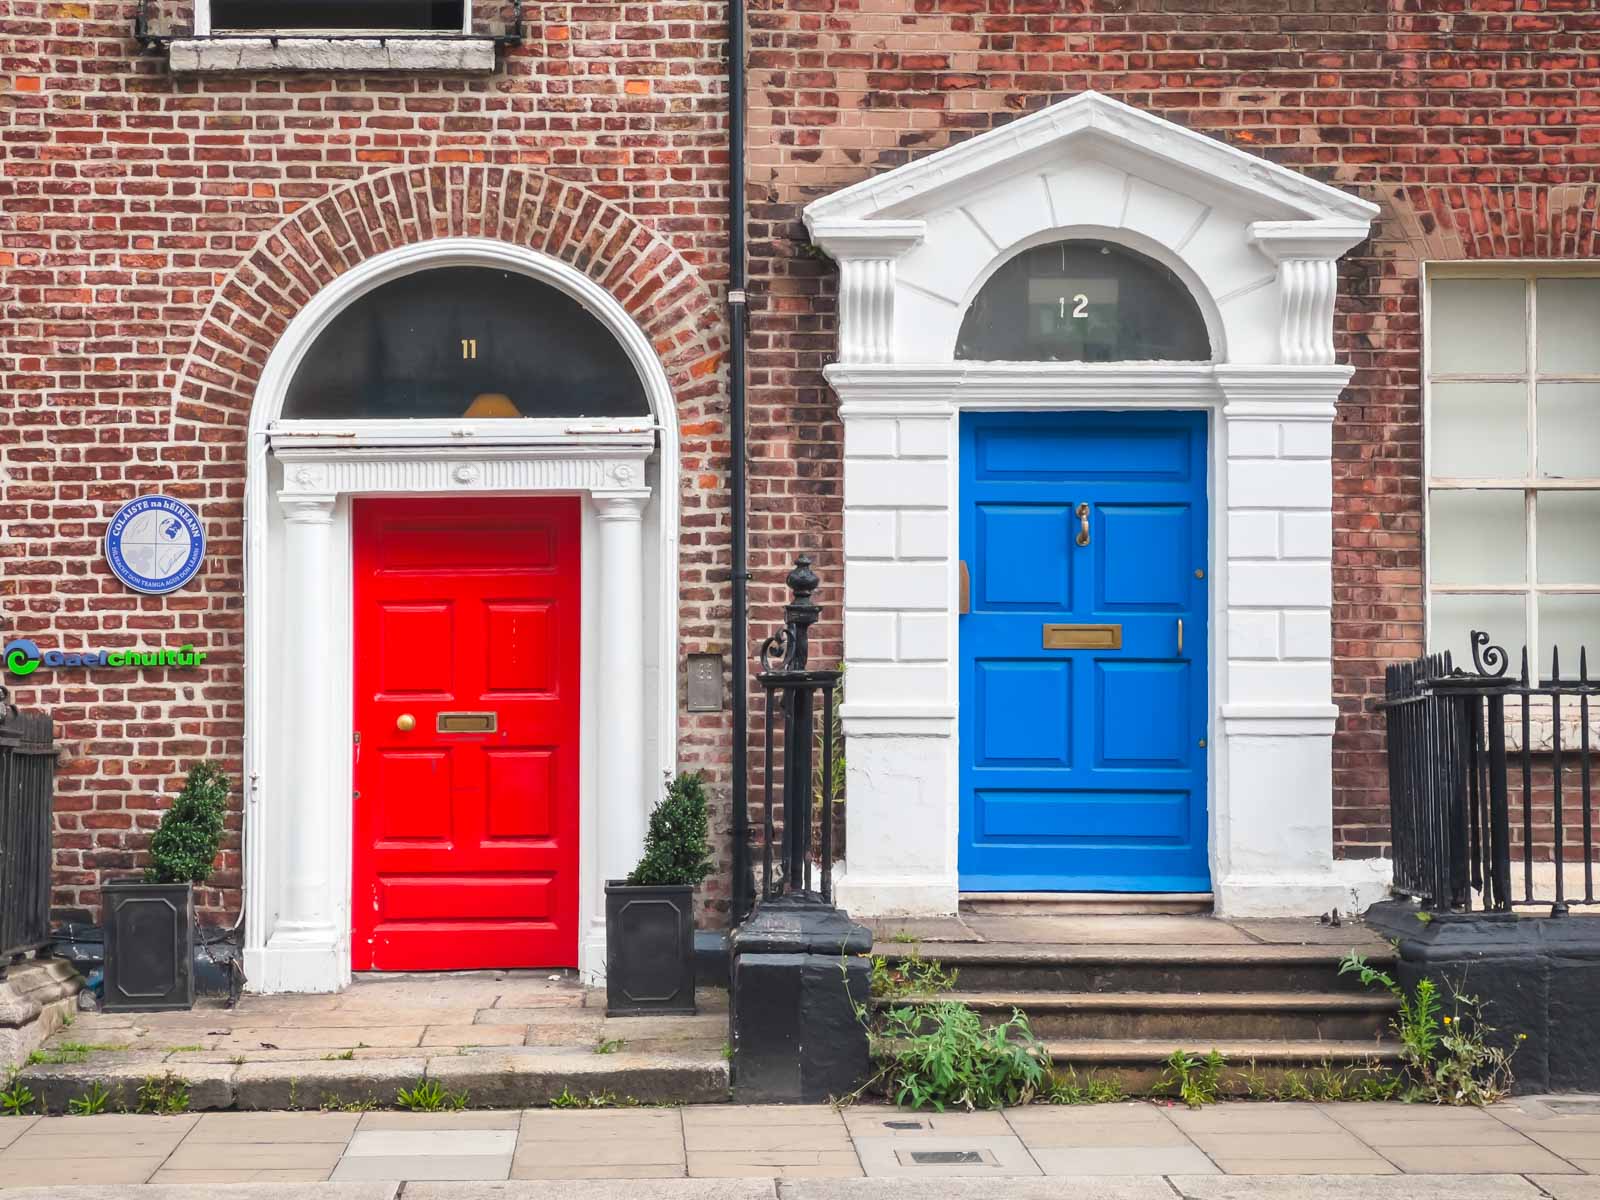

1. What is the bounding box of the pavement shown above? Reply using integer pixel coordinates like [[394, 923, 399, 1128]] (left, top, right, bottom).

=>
[[19, 973, 728, 1112], [0, 1096, 1597, 1194]]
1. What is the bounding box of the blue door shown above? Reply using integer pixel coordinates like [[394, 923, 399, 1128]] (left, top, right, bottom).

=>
[[959, 411, 1209, 892]]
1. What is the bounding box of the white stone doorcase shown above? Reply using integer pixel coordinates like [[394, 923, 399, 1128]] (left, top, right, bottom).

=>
[[803, 92, 1390, 919], [241, 239, 679, 993]]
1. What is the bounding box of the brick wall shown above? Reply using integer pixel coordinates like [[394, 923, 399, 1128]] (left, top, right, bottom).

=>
[[0, 2, 737, 922], [5, 0, 1600, 925], [744, 0, 1600, 863]]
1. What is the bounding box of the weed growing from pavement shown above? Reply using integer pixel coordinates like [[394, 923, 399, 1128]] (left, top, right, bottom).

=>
[[594, 1037, 625, 1055], [67, 1082, 114, 1115], [1162, 1049, 1226, 1108], [27, 1042, 128, 1066], [548, 1088, 643, 1109], [324, 1050, 355, 1061], [0, 1075, 36, 1116], [320, 1092, 378, 1112], [1045, 1067, 1126, 1105], [136, 1072, 191, 1114], [1341, 951, 1516, 1104], [867, 953, 958, 1002], [396, 1078, 468, 1112]]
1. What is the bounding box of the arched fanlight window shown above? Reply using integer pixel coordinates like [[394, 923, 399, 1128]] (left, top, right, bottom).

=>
[[956, 239, 1211, 363], [282, 266, 650, 420]]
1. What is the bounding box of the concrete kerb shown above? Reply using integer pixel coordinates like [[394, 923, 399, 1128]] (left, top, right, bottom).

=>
[[21, 1060, 236, 1113], [423, 1051, 731, 1107], [15, 1052, 730, 1113]]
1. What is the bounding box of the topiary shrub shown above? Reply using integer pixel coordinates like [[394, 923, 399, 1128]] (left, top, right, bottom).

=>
[[146, 762, 230, 885], [626, 772, 714, 887]]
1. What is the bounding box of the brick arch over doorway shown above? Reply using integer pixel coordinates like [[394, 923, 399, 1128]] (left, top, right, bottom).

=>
[[171, 165, 728, 432]]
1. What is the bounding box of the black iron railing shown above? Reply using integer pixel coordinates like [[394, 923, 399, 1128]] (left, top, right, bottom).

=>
[[1378, 631, 1598, 915], [747, 556, 842, 909], [0, 689, 55, 970]]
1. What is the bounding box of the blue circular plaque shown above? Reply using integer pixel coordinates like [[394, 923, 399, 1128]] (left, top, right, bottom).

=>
[[105, 495, 206, 595]]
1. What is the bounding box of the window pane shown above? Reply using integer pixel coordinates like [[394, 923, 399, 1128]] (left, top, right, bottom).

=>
[[212, 0, 463, 30], [1431, 382, 1526, 478], [1538, 593, 1600, 670], [1429, 489, 1526, 585], [1537, 383, 1600, 479], [1429, 278, 1526, 375], [1431, 593, 1526, 665], [956, 239, 1211, 363], [1537, 491, 1600, 585], [1537, 278, 1600, 374], [282, 267, 650, 420]]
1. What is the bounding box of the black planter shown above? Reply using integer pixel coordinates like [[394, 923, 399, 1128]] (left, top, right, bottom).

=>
[[102, 880, 194, 1012], [604, 880, 695, 1016]]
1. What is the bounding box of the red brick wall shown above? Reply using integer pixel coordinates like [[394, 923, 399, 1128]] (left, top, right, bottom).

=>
[[0, 2, 737, 922], [6, 0, 1600, 927], [744, 0, 1600, 864]]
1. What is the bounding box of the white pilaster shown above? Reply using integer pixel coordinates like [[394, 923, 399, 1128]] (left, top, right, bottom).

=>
[[588, 489, 651, 964], [1214, 366, 1379, 916], [262, 490, 344, 992]]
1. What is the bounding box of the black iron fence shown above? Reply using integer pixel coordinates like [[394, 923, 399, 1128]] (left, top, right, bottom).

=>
[[0, 688, 56, 969], [740, 556, 842, 913], [1379, 631, 1597, 915]]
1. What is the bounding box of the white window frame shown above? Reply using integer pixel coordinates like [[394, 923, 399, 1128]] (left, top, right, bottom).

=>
[[194, 0, 472, 37], [1424, 262, 1600, 671]]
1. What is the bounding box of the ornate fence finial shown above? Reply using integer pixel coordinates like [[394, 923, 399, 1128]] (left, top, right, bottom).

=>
[[1470, 629, 1508, 678], [760, 555, 821, 672]]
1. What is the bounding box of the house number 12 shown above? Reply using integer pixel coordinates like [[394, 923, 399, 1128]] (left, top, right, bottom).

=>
[[1058, 294, 1089, 319]]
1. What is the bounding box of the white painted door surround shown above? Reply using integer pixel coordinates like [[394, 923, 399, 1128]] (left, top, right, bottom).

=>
[[241, 239, 679, 993], [803, 92, 1391, 919]]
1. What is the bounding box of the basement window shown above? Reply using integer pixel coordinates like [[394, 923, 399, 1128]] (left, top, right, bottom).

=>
[[145, 0, 513, 73], [209, 0, 465, 32]]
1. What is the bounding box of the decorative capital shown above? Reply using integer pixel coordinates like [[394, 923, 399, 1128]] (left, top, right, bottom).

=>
[[277, 492, 336, 525], [592, 489, 651, 523], [1248, 220, 1371, 367], [805, 219, 925, 366]]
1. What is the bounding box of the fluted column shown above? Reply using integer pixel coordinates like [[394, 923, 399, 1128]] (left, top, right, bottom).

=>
[[271, 491, 338, 947], [594, 490, 652, 885]]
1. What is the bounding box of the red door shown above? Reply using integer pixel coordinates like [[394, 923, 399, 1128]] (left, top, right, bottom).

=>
[[351, 496, 580, 971]]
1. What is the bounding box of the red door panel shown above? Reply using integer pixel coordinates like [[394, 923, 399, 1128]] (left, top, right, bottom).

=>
[[352, 496, 581, 971]]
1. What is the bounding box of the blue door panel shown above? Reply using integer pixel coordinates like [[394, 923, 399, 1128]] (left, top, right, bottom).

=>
[[976, 423, 1193, 480], [959, 410, 1209, 893], [977, 506, 1072, 607]]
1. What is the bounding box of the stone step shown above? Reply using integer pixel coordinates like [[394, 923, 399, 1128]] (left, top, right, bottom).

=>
[[876, 989, 1398, 1042], [18, 1050, 731, 1114], [878, 941, 1391, 994], [1044, 1037, 1404, 1095], [960, 892, 1214, 917]]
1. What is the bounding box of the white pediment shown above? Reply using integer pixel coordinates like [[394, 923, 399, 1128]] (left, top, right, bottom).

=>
[[803, 92, 1378, 367]]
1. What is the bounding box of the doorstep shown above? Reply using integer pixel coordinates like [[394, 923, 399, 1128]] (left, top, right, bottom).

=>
[[17, 972, 729, 1113]]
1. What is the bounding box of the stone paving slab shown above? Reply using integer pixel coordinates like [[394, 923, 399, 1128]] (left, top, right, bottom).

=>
[[0, 1100, 1596, 1190]]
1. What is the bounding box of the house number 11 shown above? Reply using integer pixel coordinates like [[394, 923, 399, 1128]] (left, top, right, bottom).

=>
[[461, 338, 479, 359], [1059, 294, 1089, 319]]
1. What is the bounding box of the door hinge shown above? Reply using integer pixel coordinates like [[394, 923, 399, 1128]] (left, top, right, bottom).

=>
[[353, 731, 360, 744], [958, 559, 971, 615]]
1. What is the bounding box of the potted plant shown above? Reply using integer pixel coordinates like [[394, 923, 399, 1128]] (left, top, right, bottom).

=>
[[605, 772, 713, 1016], [102, 762, 229, 1012]]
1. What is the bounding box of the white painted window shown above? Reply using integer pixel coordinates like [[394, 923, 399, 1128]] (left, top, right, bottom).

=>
[[1427, 270, 1600, 670]]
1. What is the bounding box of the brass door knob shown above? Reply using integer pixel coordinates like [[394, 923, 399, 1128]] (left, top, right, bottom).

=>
[[396, 713, 416, 732]]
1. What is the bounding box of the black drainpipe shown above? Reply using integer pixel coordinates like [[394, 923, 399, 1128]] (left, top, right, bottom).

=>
[[727, 0, 754, 925]]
